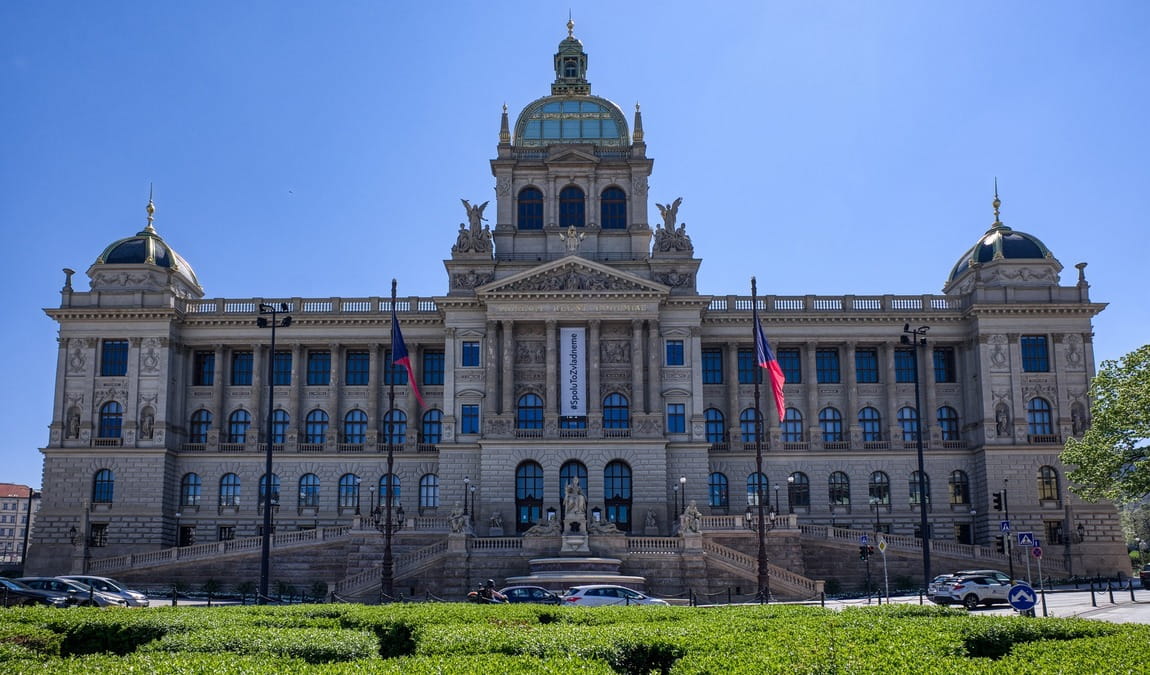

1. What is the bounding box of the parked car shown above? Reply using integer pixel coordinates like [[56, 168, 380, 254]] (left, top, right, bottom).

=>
[[1139, 564, 1150, 588], [60, 575, 150, 607], [927, 574, 957, 603], [560, 585, 669, 606], [17, 577, 128, 607], [0, 577, 71, 607], [953, 569, 1014, 585], [941, 574, 1013, 609], [499, 585, 562, 605]]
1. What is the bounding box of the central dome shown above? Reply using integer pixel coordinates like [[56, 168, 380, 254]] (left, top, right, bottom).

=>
[[513, 96, 629, 147]]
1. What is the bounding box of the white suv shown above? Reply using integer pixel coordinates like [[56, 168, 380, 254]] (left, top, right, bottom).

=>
[[561, 584, 669, 606], [943, 574, 1012, 609]]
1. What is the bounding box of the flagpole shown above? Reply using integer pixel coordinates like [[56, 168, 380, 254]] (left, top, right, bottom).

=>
[[752, 277, 770, 603], [381, 279, 397, 602]]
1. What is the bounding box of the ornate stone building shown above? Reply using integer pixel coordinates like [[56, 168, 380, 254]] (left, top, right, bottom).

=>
[[27, 24, 1127, 590]]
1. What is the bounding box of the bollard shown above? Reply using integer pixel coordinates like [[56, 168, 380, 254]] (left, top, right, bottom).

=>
[[820, 590, 825, 608], [1090, 580, 1097, 607], [171, 584, 178, 607], [1130, 578, 1137, 602], [727, 588, 732, 605], [1108, 581, 1115, 604]]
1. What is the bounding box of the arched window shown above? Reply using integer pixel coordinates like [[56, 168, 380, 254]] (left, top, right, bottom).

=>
[[98, 402, 123, 439], [421, 409, 443, 443], [560, 460, 588, 521], [600, 186, 627, 229], [603, 393, 630, 429], [298, 473, 320, 508], [189, 409, 211, 443], [305, 409, 329, 444], [829, 471, 850, 506], [378, 474, 400, 508], [859, 407, 882, 442], [1037, 465, 1060, 501], [709, 472, 729, 508], [747, 472, 768, 506], [515, 461, 544, 532], [228, 410, 251, 444], [559, 185, 585, 228], [937, 406, 959, 441], [909, 471, 930, 505], [782, 408, 804, 443], [419, 474, 439, 510], [270, 409, 289, 444], [704, 408, 725, 443], [180, 473, 201, 507], [338, 474, 361, 510], [740, 408, 763, 443], [819, 407, 843, 442], [948, 470, 969, 505], [517, 187, 543, 230], [604, 461, 632, 530], [868, 471, 890, 506], [1027, 398, 1053, 436], [898, 406, 919, 442], [344, 409, 367, 444], [517, 394, 544, 429], [383, 409, 407, 444], [259, 473, 280, 507], [788, 472, 810, 509], [92, 469, 114, 503], [219, 473, 240, 507]]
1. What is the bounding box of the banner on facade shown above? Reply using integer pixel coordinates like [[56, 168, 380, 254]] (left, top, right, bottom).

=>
[[560, 326, 586, 417]]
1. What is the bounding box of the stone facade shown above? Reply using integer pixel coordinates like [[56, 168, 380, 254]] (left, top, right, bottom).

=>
[[27, 26, 1127, 584]]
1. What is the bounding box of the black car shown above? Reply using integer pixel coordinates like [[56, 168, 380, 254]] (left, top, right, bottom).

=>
[[0, 577, 71, 607], [499, 585, 563, 604]]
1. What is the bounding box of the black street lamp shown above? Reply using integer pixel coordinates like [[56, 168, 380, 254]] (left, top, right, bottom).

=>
[[900, 323, 931, 591], [463, 476, 470, 517], [256, 302, 291, 605], [679, 475, 687, 515], [773, 483, 780, 515], [469, 484, 477, 522], [786, 475, 795, 515]]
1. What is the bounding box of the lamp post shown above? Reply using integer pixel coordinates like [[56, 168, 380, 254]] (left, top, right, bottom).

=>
[[786, 475, 795, 515], [256, 302, 291, 605], [463, 476, 470, 517], [773, 483, 780, 515], [679, 475, 687, 515], [751, 277, 770, 603], [380, 279, 400, 601], [969, 508, 977, 546], [870, 496, 882, 534], [368, 486, 376, 526], [175, 511, 182, 547], [469, 484, 477, 522], [901, 323, 931, 591]]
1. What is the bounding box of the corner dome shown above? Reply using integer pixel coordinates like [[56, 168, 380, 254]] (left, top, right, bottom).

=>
[[948, 222, 1054, 282], [90, 198, 202, 296]]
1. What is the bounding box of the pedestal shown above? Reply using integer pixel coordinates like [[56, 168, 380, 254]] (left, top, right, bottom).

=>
[[561, 535, 591, 554]]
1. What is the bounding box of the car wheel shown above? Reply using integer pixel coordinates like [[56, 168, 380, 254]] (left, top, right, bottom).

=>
[[963, 594, 980, 610]]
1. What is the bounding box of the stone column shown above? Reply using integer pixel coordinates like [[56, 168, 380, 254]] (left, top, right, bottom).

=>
[[502, 321, 515, 415], [329, 343, 343, 435], [251, 344, 264, 444], [630, 320, 645, 414], [690, 327, 704, 412], [289, 343, 303, 442], [922, 344, 937, 443], [212, 344, 226, 427], [485, 321, 499, 412], [882, 343, 899, 442], [844, 341, 858, 441], [725, 341, 740, 441], [646, 319, 659, 414], [368, 345, 381, 443], [545, 320, 558, 412], [126, 337, 142, 444], [588, 320, 601, 415], [406, 342, 420, 418], [443, 328, 457, 414], [805, 342, 819, 442]]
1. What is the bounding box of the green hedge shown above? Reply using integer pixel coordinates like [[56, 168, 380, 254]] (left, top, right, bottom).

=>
[[139, 626, 378, 663]]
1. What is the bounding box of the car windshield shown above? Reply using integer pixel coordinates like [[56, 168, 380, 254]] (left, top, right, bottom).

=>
[[0, 578, 32, 590]]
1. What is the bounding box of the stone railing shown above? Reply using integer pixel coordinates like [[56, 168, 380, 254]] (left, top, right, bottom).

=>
[[705, 294, 967, 314], [468, 537, 523, 551], [627, 537, 681, 554], [182, 297, 439, 316], [702, 540, 824, 598]]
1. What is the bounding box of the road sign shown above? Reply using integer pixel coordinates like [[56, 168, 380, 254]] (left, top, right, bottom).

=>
[[860, 534, 868, 544], [1032, 546, 1043, 559], [877, 537, 887, 553], [1008, 583, 1038, 611], [1017, 532, 1035, 547], [1000, 520, 1011, 533]]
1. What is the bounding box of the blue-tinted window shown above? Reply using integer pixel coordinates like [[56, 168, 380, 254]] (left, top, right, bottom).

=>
[[666, 340, 684, 366], [777, 348, 802, 384], [515, 462, 543, 531], [461, 341, 480, 367], [219, 473, 240, 507], [709, 472, 729, 508], [421, 409, 443, 443], [829, 472, 850, 506], [99, 401, 123, 438], [194, 351, 215, 386], [378, 474, 400, 508], [227, 409, 250, 443], [384, 350, 407, 385], [603, 393, 629, 429], [600, 187, 627, 229], [101, 340, 128, 376], [419, 474, 439, 509], [260, 473, 280, 506], [666, 403, 686, 433], [747, 472, 768, 506], [898, 406, 919, 442], [909, 471, 930, 505], [937, 406, 959, 441], [180, 473, 201, 507], [92, 469, 114, 504], [345, 351, 369, 385], [1021, 336, 1049, 372], [895, 350, 916, 383], [1027, 398, 1053, 436], [869, 471, 890, 506], [702, 348, 723, 384], [781, 408, 804, 443], [518, 187, 543, 230], [933, 347, 956, 383], [272, 351, 292, 386], [344, 409, 367, 444], [859, 407, 882, 442], [305, 409, 328, 444], [306, 351, 330, 386], [383, 409, 407, 444], [517, 394, 544, 429], [816, 349, 840, 384], [422, 350, 444, 385], [559, 186, 585, 228], [855, 349, 878, 383], [231, 351, 253, 386], [270, 410, 289, 444], [740, 408, 762, 443], [704, 408, 725, 443], [338, 474, 360, 509], [298, 474, 320, 508], [461, 404, 479, 434], [603, 461, 632, 529], [738, 348, 762, 384], [189, 409, 211, 443], [819, 407, 843, 442]]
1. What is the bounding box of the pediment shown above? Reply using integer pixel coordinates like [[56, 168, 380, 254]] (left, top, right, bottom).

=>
[[546, 145, 600, 164], [479, 258, 668, 297]]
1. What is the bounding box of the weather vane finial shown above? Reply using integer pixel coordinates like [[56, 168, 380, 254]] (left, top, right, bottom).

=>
[[991, 177, 1003, 228], [145, 183, 156, 232], [567, 12, 574, 38]]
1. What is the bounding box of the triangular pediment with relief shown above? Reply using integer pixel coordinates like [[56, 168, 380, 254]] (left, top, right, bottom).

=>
[[547, 145, 600, 164], [478, 257, 668, 297]]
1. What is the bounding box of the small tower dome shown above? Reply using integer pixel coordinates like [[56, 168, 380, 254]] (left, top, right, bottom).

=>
[[88, 194, 203, 298]]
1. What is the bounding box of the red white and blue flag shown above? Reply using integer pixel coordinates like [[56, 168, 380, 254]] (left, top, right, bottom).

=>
[[753, 302, 786, 420], [390, 301, 425, 408]]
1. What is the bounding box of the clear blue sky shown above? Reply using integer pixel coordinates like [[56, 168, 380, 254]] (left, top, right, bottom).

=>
[[2, 2, 1147, 489]]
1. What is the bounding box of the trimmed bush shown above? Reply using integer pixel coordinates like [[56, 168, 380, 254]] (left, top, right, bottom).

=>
[[139, 626, 378, 663]]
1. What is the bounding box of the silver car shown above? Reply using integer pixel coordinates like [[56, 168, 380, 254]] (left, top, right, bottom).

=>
[[60, 575, 150, 607], [17, 577, 128, 607], [560, 584, 669, 606]]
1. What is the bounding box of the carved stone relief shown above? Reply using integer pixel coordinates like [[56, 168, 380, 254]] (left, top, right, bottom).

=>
[[67, 340, 87, 375], [452, 270, 494, 289], [994, 404, 1010, 437], [600, 340, 631, 364], [497, 266, 649, 293], [1064, 333, 1084, 369], [653, 270, 693, 287], [516, 341, 545, 364], [632, 175, 648, 197], [988, 334, 1009, 371]]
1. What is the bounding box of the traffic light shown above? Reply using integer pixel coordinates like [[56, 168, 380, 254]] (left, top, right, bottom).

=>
[[992, 491, 1003, 511], [859, 546, 867, 560], [868, 545, 875, 558], [995, 535, 1005, 553]]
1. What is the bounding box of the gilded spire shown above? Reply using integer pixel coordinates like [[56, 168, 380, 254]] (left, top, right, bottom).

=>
[[990, 177, 1004, 229], [145, 184, 156, 233], [567, 15, 574, 38]]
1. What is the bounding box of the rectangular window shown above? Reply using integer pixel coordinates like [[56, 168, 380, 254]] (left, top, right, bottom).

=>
[[461, 341, 481, 367], [776, 348, 801, 384], [230, 351, 253, 386], [894, 350, 916, 383], [933, 347, 956, 383], [384, 350, 408, 385], [89, 523, 108, 548], [272, 351, 292, 386], [855, 349, 879, 383], [737, 348, 762, 384], [193, 351, 215, 386], [461, 404, 480, 434], [1044, 521, 1064, 545], [345, 350, 369, 385], [1021, 336, 1050, 372], [100, 340, 129, 376], [218, 526, 235, 542], [423, 350, 445, 385], [702, 348, 723, 384], [665, 340, 684, 366], [306, 350, 330, 385], [666, 403, 686, 433], [816, 349, 840, 384]]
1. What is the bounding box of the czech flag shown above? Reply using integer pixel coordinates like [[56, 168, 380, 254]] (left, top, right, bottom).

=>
[[390, 301, 425, 408], [753, 302, 786, 420]]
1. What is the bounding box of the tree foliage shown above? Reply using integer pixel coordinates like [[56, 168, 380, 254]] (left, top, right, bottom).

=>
[[1062, 344, 1150, 502]]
